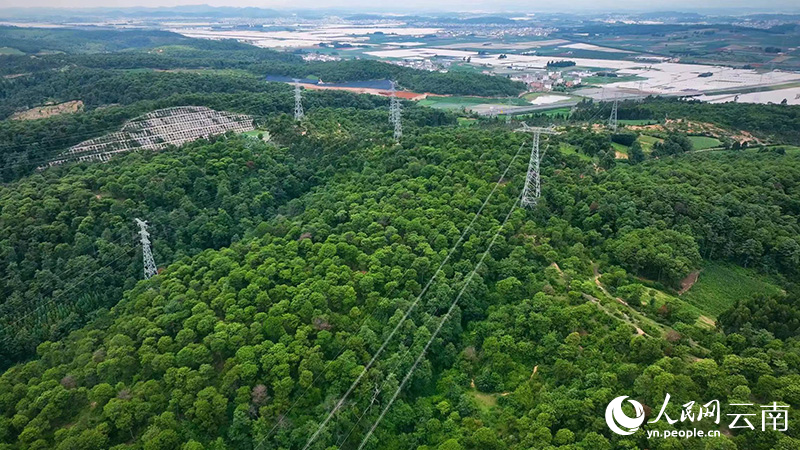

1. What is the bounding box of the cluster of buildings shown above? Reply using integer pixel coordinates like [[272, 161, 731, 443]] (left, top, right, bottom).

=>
[[511, 69, 593, 91], [387, 58, 443, 71], [301, 52, 342, 62]]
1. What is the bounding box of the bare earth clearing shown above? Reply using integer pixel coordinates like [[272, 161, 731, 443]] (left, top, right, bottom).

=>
[[11, 100, 84, 120]]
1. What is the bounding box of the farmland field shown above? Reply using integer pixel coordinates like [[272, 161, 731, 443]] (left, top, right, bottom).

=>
[[637, 134, 663, 152], [581, 75, 647, 85], [418, 95, 527, 110], [681, 262, 783, 318], [611, 142, 629, 154], [689, 135, 722, 150]]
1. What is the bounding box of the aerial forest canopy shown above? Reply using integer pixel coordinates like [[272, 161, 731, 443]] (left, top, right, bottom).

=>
[[0, 24, 799, 450], [1, 112, 799, 449]]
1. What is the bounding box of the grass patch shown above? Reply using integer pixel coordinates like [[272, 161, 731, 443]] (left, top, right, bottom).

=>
[[470, 391, 498, 411], [513, 107, 573, 119], [637, 135, 663, 153], [681, 262, 782, 318], [558, 142, 591, 161], [688, 136, 722, 150], [541, 107, 573, 117], [611, 142, 629, 154], [780, 145, 800, 155], [419, 95, 527, 110], [0, 47, 24, 55], [457, 117, 476, 127]]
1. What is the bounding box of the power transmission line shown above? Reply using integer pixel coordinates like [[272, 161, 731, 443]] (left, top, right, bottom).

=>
[[355, 193, 522, 450], [296, 142, 527, 450], [0, 243, 137, 346]]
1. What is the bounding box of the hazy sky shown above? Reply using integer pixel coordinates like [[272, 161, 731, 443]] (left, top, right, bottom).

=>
[[2, 0, 799, 12]]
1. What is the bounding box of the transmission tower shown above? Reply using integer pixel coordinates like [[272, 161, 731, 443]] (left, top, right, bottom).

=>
[[389, 81, 402, 142], [514, 124, 558, 209], [293, 79, 304, 121], [608, 97, 618, 132], [135, 218, 157, 279]]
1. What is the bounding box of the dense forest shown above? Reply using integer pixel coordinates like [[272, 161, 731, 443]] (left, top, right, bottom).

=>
[[1, 24, 799, 450], [0, 104, 456, 367], [572, 97, 800, 145], [1, 111, 799, 449]]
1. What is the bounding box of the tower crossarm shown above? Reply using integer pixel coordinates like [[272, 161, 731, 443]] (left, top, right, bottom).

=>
[[513, 124, 559, 135]]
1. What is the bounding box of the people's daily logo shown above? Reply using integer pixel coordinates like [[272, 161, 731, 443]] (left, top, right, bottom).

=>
[[606, 395, 644, 436], [605, 394, 789, 439], [605, 396, 646, 435]]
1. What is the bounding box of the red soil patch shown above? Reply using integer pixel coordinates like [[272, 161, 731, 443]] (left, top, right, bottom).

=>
[[678, 270, 700, 295]]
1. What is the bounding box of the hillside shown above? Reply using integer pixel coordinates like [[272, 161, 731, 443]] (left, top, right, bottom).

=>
[[1, 23, 800, 450], [0, 117, 799, 449]]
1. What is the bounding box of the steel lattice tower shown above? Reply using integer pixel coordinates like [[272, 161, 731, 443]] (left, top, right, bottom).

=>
[[389, 81, 402, 142], [135, 218, 157, 279], [608, 97, 618, 132], [293, 79, 304, 121], [514, 124, 558, 209]]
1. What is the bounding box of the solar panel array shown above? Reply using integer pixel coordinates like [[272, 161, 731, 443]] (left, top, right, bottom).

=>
[[42, 106, 255, 168]]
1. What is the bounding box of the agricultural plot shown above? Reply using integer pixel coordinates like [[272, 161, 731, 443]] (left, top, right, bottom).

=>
[[418, 95, 527, 111], [611, 142, 630, 155], [580, 75, 647, 85], [680, 262, 782, 318], [540, 107, 573, 117], [637, 134, 663, 153], [688, 135, 722, 150]]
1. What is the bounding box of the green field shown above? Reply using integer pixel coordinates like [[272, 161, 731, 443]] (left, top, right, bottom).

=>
[[0, 47, 24, 55], [689, 136, 722, 150], [470, 391, 499, 412], [681, 262, 782, 318], [611, 142, 629, 154], [581, 75, 647, 85], [419, 95, 527, 110], [637, 135, 662, 153], [558, 142, 591, 161], [541, 107, 573, 117]]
